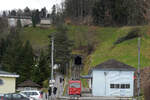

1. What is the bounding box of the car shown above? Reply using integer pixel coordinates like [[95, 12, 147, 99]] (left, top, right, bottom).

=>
[[0, 95, 4, 100], [3, 93, 30, 100], [19, 93, 35, 100], [0, 94, 4, 100], [20, 90, 43, 100]]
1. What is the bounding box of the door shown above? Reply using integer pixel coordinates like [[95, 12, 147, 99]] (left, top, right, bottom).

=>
[[107, 71, 133, 97]]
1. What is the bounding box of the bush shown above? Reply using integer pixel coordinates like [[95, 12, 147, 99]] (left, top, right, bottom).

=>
[[114, 28, 141, 44]]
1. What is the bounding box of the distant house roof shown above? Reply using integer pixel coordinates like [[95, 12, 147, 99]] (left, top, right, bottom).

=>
[[17, 80, 40, 88], [0, 70, 19, 78], [93, 59, 136, 71], [8, 16, 32, 19]]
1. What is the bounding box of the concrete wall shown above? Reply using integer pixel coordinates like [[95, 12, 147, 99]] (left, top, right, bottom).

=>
[[0, 77, 16, 94], [92, 70, 134, 97]]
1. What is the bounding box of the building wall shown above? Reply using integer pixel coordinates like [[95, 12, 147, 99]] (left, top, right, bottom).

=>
[[8, 18, 32, 27], [17, 87, 38, 91], [92, 70, 134, 97], [8, 18, 17, 27], [0, 77, 16, 94], [92, 70, 105, 96], [8, 18, 51, 27], [40, 19, 51, 25], [20, 19, 32, 26]]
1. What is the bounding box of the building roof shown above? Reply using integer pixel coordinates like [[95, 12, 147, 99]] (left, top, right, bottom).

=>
[[17, 80, 40, 88], [80, 75, 92, 79], [0, 70, 19, 78], [93, 59, 136, 71]]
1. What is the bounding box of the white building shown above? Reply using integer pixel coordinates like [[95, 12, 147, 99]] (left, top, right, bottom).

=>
[[8, 17, 51, 27], [40, 19, 51, 25], [8, 17, 32, 27], [88, 59, 136, 97], [0, 70, 19, 94]]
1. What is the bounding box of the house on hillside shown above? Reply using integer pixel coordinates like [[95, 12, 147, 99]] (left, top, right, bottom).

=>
[[17, 80, 41, 91], [84, 59, 136, 97], [8, 16, 32, 27], [40, 18, 51, 25], [0, 70, 19, 94]]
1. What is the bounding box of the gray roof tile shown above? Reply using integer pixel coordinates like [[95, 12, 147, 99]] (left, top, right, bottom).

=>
[[0, 70, 17, 75], [93, 59, 136, 71]]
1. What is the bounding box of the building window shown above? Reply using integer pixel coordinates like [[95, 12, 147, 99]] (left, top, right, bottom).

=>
[[110, 84, 114, 88], [126, 84, 130, 88], [115, 84, 120, 88], [0, 79, 4, 85], [121, 84, 125, 88], [110, 84, 130, 89]]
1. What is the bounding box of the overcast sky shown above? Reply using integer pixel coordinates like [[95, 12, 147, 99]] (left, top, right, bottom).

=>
[[0, 0, 63, 11]]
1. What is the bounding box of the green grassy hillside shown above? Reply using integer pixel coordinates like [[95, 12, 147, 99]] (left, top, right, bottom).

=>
[[21, 27, 56, 49], [91, 26, 150, 68], [21, 25, 150, 71]]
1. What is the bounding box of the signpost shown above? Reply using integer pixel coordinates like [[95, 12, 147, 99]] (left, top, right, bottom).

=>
[[49, 80, 55, 87]]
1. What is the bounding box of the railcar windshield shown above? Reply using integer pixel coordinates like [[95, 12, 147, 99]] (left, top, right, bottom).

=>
[[70, 82, 80, 88]]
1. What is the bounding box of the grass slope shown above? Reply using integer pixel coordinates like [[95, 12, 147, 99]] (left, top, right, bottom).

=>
[[91, 26, 150, 68], [21, 27, 56, 49], [21, 25, 150, 70]]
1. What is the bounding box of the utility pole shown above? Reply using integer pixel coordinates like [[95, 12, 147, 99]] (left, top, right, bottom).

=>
[[137, 37, 141, 100], [51, 36, 54, 98]]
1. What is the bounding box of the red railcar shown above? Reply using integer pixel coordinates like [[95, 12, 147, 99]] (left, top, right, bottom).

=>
[[68, 80, 81, 96]]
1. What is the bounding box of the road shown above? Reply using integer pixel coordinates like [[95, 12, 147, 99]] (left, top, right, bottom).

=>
[[54, 73, 64, 97], [45, 96, 134, 100], [47, 73, 64, 100], [57, 96, 133, 100]]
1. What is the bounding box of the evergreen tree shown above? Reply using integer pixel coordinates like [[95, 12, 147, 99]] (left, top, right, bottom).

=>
[[1, 28, 35, 83], [32, 15, 36, 27], [2, 11, 6, 17], [20, 40, 34, 81], [32, 9, 41, 27], [17, 19, 22, 30], [51, 5, 56, 24], [64, 0, 96, 18], [2, 28, 23, 74], [0, 17, 8, 36], [10, 10, 17, 16], [32, 50, 50, 85], [24, 7, 31, 16], [92, 0, 147, 26], [0, 39, 7, 63], [40, 7, 47, 18], [17, 9, 23, 17], [48, 25, 73, 74]]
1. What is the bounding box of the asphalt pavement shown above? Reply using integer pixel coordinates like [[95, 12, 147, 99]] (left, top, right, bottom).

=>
[[58, 96, 134, 100], [47, 73, 64, 100]]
